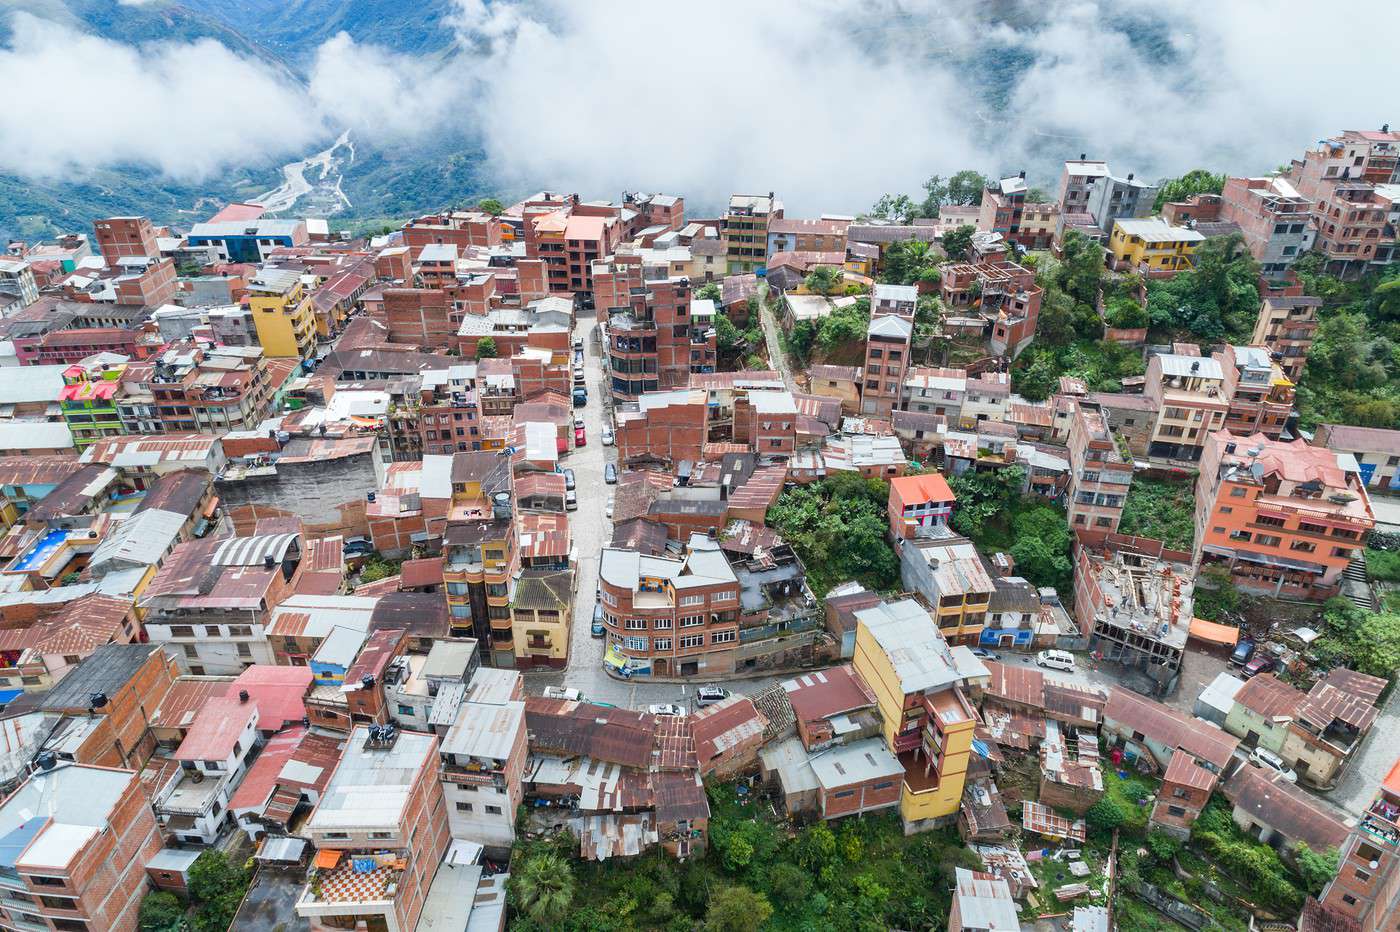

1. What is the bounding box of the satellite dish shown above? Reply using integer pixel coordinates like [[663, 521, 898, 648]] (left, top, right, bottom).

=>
[[1249, 462, 1265, 482], [1246, 447, 1263, 457]]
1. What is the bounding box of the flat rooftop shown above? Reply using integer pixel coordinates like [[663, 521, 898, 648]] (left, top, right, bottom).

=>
[[308, 726, 436, 833]]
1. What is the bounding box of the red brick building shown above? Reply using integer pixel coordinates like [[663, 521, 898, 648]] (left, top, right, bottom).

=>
[[616, 389, 708, 466], [94, 216, 160, 264]]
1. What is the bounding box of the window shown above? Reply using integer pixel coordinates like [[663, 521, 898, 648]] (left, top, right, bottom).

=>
[[834, 790, 855, 799], [228, 625, 252, 637], [680, 594, 704, 607], [370, 831, 394, 840], [398, 704, 416, 716], [625, 618, 648, 630], [204, 626, 220, 637], [322, 832, 350, 840], [456, 802, 473, 812], [654, 638, 672, 651], [680, 634, 704, 649], [711, 630, 736, 644], [1230, 487, 1247, 497], [1167, 805, 1186, 817], [170, 625, 194, 638], [183, 644, 199, 658], [681, 615, 705, 627], [653, 618, 672, 630], [1255, 535, 1281, 547], [485, 805, 503, 815], [236, 643, 253, 658]]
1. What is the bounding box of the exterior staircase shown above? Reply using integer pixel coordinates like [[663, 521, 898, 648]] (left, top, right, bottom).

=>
[[1342, 554, 1380, 611]]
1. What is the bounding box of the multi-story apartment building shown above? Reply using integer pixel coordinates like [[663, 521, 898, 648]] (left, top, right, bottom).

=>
[[897, 531, 993, 646], [59, 356, 126, 448], [117, 343, 274, 435], [1321, 754, 1400, 930], [383, 287, 456, 349], [0, 256, 40, 311], [765, 218, 848, 258], [519, 193, 622, 300], [1217, 176, 1313, 274], [1066, 399, 1133, 534], [442, 452, 517, 665], [151, 695, 260, 844], [141, 533, 304, 674], [597, 262, 713, 400], [615, 388, 708, 466], [598, 535, 741, 678], [862, 313, 914, 417], [851, 597, 985, 832], [723, 193, 782, 273], [977, 174, 1054, 249], [93, 215, 160, 265], [1215, 344, 1294, 439], [1056, 158, 1158, 234], [0, 762, 162, 932], [439, 691, 527, 857], [1143, 351, 1228, 461], [246, 267, 317, 358], [186, 219, 310, 264], [409, 366, 487, 457], [1288, 129, 1400, 277], [1194, 431, 1375, 600], [402, 211, 502, 251], [1251, 294, 1321, 383], [296, 726, 450, 932]]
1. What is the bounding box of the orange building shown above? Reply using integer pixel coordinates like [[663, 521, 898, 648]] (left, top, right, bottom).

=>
[[887, 472, 956, 540], [1194, 431, 1375, 600]]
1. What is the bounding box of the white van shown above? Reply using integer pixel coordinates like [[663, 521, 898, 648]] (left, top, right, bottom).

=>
[[1035, 649, 1076, 673], [1248, 747, 1298, 782]]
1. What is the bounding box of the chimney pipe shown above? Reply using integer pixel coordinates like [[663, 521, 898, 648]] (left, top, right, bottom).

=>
[[1127, 173, 1134, 182], [239, 689, 250, 703], [1079, 153, 1086, 160], [1019, 170, 1026, 179]]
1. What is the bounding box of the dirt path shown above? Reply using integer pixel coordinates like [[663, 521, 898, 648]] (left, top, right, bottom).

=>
[[757, 295, 798, 391]]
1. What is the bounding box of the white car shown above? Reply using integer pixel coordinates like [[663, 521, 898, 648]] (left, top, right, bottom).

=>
[[542, 686, 582, 701], [605, 496, 614, 519], [574, 416, 585, 430], [648, 703, 685, 717], [1035, 650, 1076, 673], [696, 685, 730, 707], [1249, 747, 1298, 782], [601, 427, 615, 446]]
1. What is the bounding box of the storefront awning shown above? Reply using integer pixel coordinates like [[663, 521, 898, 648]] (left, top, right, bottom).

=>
[[1188, 618, 1239, 647]]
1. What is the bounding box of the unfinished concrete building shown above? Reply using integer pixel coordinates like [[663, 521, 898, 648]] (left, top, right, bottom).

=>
[[1072, 536, 1195, 695]]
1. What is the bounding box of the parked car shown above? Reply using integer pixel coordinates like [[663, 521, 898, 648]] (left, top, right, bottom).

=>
[[574, 416, 585, 429], [1035, 649, 1076, 673], [605, 463, 617, 484], [572, 387, 587, 406], [1230, 637, 1256, 666], [601, 427, 615, 446], [342, 537, 373, 557], [573, 365, 585, 384], [565, 490, 578, 511], [563, 468, 576, 491], [605, 496, 614, 519], [1248, 747, 1298, 782], [648, 704, 685, 717], [575, 425, 586, 446], [1242, 653, 1278, 678], [542, 686, 582, 701], [696, 685, 730, 707], [572, 336, 584, 351], [591, 603, 605, 637], [972, 648, 1001, 661]]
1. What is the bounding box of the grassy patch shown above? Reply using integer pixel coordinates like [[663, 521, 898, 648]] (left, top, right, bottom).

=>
[[1367, 548, 1400, 583], [1119, 475, 1196, 552], [1101, 767, 1159, 837]]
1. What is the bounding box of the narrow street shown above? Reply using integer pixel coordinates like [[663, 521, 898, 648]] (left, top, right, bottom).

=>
[[757, 295, 797, 391], [523, 316, 790, 710]]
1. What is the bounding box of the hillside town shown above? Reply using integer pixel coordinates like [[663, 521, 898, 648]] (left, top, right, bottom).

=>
[[0, 129, 1399, 932]]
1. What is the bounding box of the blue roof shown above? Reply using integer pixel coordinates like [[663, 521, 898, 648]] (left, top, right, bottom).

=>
[[0, 817, 47, 870], [0, 689, 21, 705]]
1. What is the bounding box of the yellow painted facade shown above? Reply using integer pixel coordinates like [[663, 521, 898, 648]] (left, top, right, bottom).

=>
[[1109, 221, 1201, 274], [248, 281, 317, 358]]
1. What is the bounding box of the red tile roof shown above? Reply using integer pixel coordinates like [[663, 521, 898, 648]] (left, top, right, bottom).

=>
[[783, 665, 876, 725], [1162, 748, 1219, 792], [1104, 686, 1238, 770], [149, 676, 237, 733], [226, 665, 313, 730], [889, 471, 955, 504], [400, 557, 444, 590]]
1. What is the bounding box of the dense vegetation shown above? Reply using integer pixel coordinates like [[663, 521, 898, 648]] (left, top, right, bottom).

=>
[[1292, 254, 1400, 428], [1144, 233, 1262, 343], [868, 169, 989, 222], [138, 850, 250, 932], [1118, 474, 1196, 551], [1152, 168, 1226, 212], [946, 465, 1073, 593], [767, 471, 899, 598], [785, 297, 871, 367], [507, 784, 982, 932], [1310, 597, 1400, 681]]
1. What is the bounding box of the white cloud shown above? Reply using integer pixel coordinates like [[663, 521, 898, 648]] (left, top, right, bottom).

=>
[[3, 0, 1398, 215], [0, 13, 320, 179], [307, 32, 467, 139]]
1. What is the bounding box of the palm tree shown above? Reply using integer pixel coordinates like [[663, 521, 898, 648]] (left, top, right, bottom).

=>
[[512, 853, 575, 925], [804, 265, 844, 296]]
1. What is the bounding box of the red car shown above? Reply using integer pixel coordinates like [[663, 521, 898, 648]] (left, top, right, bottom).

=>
[[575, 425, 586, 446]]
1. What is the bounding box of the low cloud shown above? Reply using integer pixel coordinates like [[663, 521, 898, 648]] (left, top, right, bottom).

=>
[[2, 1, 1397, 214]]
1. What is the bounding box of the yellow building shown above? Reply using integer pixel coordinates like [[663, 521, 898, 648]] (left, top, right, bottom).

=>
[[1109, 218, 1205, 276], [246, 268, 317, 358], [510, 569, 572, 670], [851, 598, 985, 830], [441, 452, 518, 666]]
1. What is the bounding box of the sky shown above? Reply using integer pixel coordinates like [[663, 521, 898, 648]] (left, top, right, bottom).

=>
[[1, 0, 1397, 214]]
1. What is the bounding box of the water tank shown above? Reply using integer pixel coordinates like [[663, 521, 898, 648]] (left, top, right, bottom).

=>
[[88, 692, 108, 710], [35, 751, 56, 771], [492, 491, 512, 520], [361, 674, 376, 689]]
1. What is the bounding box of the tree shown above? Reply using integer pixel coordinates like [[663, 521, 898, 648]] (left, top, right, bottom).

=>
[[768, 862, 812, 905], [704, 885, 773, 932], [512, 852, 575, 926], [918, 174, 948, 218], [475, 336, 498, 359], [139, 891, 185, 932], [794, 821, 837, 871], [1087, 798, 1127, 834], [882, 239, 939, 286], [1294, 845, 1339, 895], [1008, 506, 1072, 592], [869, 193, 916, 224], [804, 265, 844, 296], [1014, 353, 1059, 402], [1055, 230, 1105, 308], [1153, 169, 1226, 212], [941, 224, 976, 262], [477, 197, 505, 215], [696, 282, 722, 303], [186, 850, 248, 932], [1104, 297, 1147, 329], [715, 314, 744, 359], [946, 170, 989, 206]]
